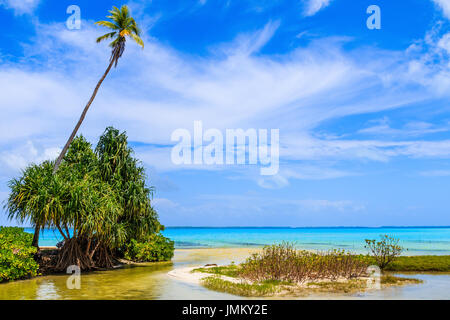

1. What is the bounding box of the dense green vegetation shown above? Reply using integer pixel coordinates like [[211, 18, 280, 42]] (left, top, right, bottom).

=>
[[124, 234, 175, 262], [0, 227, 39, 283], [382, 255, 450, 272], [6, 127, 173, 271]]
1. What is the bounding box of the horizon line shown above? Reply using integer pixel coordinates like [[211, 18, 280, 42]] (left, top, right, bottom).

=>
[[11, 225, 450, 229], [162, 226, 450, 229]]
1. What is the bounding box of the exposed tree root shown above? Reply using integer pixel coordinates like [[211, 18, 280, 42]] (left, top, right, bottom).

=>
[[55, 238, 94, 271], [55, 238, 117, 271]]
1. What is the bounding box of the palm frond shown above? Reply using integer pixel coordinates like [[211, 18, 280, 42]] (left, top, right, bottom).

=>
[[95, 5, 145, 66], [95, 20, 119, 30], [96, 32, 117, 43], [130, 33, 144, 48]]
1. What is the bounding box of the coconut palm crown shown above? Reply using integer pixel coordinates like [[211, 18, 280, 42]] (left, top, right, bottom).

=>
[[95, 5, 144, 67]]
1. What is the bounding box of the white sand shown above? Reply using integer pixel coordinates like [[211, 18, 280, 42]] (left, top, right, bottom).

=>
[[168, 265, 243, 285]]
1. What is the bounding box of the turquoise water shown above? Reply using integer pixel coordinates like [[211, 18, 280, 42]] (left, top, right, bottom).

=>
[[28, 227, 450, 255]]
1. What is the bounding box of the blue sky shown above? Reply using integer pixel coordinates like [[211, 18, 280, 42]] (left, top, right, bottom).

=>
[[1, 0, 450, 226]]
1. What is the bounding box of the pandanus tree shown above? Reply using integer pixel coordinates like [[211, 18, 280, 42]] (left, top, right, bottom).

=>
[[29, 5, 144, 248], [7, 137, 124, 270], [7, 128, 162, 271], [6, 161, 59, 248], [95, 127, 162, 242]]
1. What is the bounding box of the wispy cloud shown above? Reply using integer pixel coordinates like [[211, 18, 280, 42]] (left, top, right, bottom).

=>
[[0, 0, 40, 15], [358, 117, 450, 137], [303, 0, 332, 17], [433, 0, 450, 19], [420, 169, 450, 177], [0, 141, 60, 178]]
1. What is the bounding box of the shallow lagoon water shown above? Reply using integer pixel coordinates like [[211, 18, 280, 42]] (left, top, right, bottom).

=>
[[32, 227, 450, 255], [1, 248, 449, 300]]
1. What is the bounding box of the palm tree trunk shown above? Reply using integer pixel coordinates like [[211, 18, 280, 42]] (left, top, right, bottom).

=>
[[31, 227, 40, 249], [31, 58, 116, 249], [53, 58, 116, 173]]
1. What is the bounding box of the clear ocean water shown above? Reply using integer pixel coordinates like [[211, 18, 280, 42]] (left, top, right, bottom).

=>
[[26, 226, 450, 255]]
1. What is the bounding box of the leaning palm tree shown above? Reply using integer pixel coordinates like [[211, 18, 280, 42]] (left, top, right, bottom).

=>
[[53, 5, 144, 174], [38, 5, 144, 249]]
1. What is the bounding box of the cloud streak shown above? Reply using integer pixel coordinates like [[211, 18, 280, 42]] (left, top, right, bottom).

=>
[[433, 0, 450, 19], [303, 0, 332, 17], [1, 10, 450, 188], [0, 0, 40, 15]]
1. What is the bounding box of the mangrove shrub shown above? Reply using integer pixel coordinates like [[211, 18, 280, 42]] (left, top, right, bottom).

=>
[[0, 227, 39, 282], [124, 234, 175, 262]]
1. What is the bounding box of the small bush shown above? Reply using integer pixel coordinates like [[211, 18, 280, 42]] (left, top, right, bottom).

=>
[[0, 227, 39, 282], [239, 242, 368, 283], [124, 233, 174, 262], [365, 235, 403, 269]]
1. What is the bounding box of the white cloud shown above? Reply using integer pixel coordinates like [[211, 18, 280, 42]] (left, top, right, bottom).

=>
[[420, 169, 450, 177], [0, 141, 60, 177], [0, 0, 40, 15], [152, 198, 179, 209], [304, 0, 332, 17], [1, 16, 450, 189], [358, 117, 449, 137], [254, 165, 353, 189], [296, 199, 365, 212], [433, 0, 450, 19], [198, 194, 365, 213]]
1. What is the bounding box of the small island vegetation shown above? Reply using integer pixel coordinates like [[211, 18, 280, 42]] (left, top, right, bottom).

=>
[[2, 127, 173, 282], [191, 238, 450, 297]]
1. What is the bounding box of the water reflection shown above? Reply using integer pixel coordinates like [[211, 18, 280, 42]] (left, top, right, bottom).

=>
[[0, 248, 449, 300]]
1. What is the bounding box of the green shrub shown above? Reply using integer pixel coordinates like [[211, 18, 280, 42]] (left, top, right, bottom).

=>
[[365, 235, 403, 269], [123, 233, 174, 262], [239, 242, 368, 283], [0, 227, 39, 283]]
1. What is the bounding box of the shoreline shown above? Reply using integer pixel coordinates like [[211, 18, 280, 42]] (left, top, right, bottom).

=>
[[167, 263, 424, 298], [1, 247, 450, 299]]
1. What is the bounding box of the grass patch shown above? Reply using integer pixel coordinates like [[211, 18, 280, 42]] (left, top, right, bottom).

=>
[[381, 274, 423, 285], [382, 256, 450, 272], [201, 276, 281, 297], [201, 274, 423, 297], [192, 265, 240, 278]]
